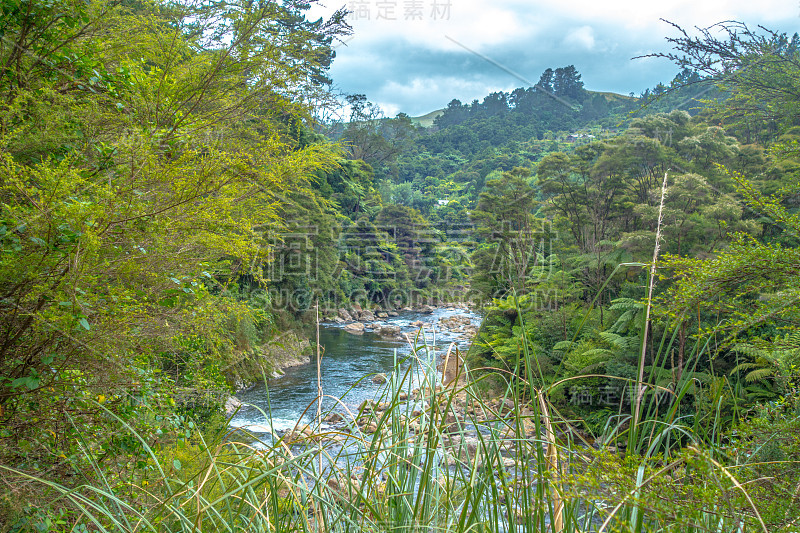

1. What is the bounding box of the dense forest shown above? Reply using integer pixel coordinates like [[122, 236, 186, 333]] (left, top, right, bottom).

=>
[[1, 1, 799, 530]]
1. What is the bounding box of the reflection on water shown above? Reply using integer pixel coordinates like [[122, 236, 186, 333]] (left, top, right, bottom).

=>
[[230, 308, 480, 434]]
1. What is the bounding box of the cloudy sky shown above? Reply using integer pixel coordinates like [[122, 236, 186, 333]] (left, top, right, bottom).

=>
[[308, 0, 799, 118]]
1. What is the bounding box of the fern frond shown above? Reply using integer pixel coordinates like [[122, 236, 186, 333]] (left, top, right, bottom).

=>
[[745, 368, 775, 383]]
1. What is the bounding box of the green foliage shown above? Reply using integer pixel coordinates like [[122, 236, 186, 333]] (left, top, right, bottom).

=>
[[654, 22, 800, 145], [3, 7, 800, 529], [470, 167, 545, 300], [4, 333, 798, 532], [731, 333, 800, 388], [0, 0, 350, 499]]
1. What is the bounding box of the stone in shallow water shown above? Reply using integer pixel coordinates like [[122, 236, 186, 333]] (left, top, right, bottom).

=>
[[380, 325, 401, 336], [324, 412, 343, 423], [225, 396, 242, 415], [344, 322, 365, 334]]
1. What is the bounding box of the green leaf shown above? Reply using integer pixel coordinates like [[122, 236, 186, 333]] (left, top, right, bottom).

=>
[[158, 297, 177, 308], [173, 459, 181, 471], [11, 376, 39, 390], [78, 317, 90, 330]]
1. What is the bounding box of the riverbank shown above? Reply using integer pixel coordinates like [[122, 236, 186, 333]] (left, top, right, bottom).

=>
[[228, 306, 483, 432]]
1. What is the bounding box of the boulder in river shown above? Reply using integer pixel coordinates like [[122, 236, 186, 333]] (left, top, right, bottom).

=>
[[359, 310, 376, 321], [324, 412, 343, 424], [379, 325, 401, 337], [284, 423, 315, 444], [344, 322, 365, 334], [372, 373, 388, 384], [338, 308, 354, 321], [225, 396, 242, 415]]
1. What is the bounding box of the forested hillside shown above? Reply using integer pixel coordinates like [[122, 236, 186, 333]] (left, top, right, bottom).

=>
[[2, 1, 800, 530]]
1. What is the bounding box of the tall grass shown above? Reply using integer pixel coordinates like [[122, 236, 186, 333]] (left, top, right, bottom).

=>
[[2, 322, 793, 532]]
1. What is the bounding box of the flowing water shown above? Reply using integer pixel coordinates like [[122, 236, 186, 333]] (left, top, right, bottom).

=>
[[230, 307, 481, 436]]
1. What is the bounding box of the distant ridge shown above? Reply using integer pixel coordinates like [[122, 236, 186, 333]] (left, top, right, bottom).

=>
[[591, 90, 637, 102], [409, 109, 444, 128], [407, 90, 634, 129]]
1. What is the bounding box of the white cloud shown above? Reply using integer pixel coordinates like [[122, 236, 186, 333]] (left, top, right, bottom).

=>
[[374, 76, 515, 116], [563, 26, 596, 51], [308, 0, 800, 115]]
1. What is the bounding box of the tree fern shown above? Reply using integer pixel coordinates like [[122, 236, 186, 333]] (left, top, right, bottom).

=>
[[730, 333, 800, 386]]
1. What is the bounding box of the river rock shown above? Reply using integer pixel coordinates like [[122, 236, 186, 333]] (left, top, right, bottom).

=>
[[380, 325, 401, 337], [359, 310, 375, 321], [440, 315, 471, 329], [225, 396, 242, 415], [324, 412, 343, 424], [418, 305, 435, 314], [438, 352, 464, 386], [376, 311, 388, 318], [284, 423, 315, 444], [344, 322, 365, 334], [502, 457, 517, 470], [388, 311, 399, 317], [251, 332, 312, 384], [338, 308, 353, 321], [372, 373, 387, 384]]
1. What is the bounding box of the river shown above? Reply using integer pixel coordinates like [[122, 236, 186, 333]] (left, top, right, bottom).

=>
[[230, 307, 481, 436]]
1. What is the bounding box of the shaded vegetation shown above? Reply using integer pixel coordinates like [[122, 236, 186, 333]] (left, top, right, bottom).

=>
[[1, 4, 799, 530]]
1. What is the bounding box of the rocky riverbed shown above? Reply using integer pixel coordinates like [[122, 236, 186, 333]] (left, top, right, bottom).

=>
[[330, 303, 480, 343], [228, 306, 483, 433], [275, 380, 549, 474]]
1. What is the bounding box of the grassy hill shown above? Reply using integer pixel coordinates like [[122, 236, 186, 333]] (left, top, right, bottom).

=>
[[410, 109, 444, 128]]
